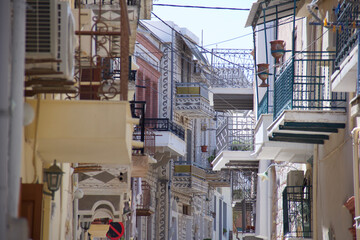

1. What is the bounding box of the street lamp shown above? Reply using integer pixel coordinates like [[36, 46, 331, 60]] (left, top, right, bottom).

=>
[[257, 162, 298, 181], [43, 160, 64, 200]]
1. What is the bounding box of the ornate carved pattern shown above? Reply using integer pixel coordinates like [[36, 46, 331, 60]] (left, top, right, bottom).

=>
[[175, 97, 215, 118], [158, 180, 167, 240], [160, 46, 170, 118]]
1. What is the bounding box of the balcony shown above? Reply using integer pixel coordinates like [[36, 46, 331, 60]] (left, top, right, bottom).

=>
[[232, 169, 257, 235], [210, 49, 254, 112], [135, 180, 154, 216], [216, 112, 255, 153], [175, 82, 214, 118], [283, 186, 312, 239], [130, 101, 156, 177], [268, 52, 347, 145], [173, 164, 208, 194], [212, 112, 258, 170], [144, 118, 186, 166], [205, 170, 231, 188], [331, 1, 359, 92], [25, 99, 138, 164], [76, 0, 143, 56], [233, 200, 256, 235]]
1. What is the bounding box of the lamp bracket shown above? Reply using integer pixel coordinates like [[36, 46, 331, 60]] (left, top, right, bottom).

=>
[[43, 190, 55, 200]]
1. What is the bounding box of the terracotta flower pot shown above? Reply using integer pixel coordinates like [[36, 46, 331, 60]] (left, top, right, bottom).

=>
[[201, 145, 208, 152], [257, 63, 269, 87], [270, 40, 285, 65]]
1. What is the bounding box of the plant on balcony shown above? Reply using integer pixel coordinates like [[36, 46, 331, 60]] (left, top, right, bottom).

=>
[[223, 228, 227, 235], [201, 145, 208, 152], [231, 140, 252, 151], [207, 155, 215, 163]]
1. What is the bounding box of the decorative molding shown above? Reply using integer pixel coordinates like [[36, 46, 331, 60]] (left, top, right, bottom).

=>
[[160, 46, 170, 118]]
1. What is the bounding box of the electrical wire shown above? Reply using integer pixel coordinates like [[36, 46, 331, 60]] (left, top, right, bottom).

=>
[[153, 4, 250, 11]]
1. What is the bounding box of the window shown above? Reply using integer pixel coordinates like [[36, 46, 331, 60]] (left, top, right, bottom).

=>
[[183, 204, 191, 215]]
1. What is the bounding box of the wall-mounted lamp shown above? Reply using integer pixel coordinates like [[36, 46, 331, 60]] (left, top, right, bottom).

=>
[[257, 162, 297, 181], [43, 160, 64, 200]]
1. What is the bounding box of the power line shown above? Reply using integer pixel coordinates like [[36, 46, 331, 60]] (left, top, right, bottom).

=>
[[153, 4, 250, 11]]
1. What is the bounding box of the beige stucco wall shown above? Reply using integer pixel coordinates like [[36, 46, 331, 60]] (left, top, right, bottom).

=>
[[317, 128, 354, 239]]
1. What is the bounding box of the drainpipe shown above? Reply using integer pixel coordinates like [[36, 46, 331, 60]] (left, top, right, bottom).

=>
[[8, 0, 26, 218], [0, 0, 11, 239], [352, 128, 360, 239], [170, 28, 174, 121], [313, 144, 318, 240]]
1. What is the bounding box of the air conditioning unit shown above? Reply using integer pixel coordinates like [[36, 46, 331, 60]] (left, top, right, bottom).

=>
[[287, 170, 304, 186], [26, 0, 75, 81], [26, 0, 57, 59]]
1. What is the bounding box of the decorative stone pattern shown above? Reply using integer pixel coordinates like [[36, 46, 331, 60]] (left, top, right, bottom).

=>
[[175, 97, 215, 118], [160, 45, 170, 118], [77, 165, 130, 222], [155, 164, 170, 240]]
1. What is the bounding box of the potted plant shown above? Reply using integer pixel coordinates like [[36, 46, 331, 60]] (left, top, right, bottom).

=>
[[223, 228, 227, 235], [201, 145, 208, 152], [207, 155, 215, 164], [270, 40, 285, 65], [257, 63, 269, 87]]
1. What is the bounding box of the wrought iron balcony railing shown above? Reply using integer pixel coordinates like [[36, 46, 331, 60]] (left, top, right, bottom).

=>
[[130, 101, 156, 156], [233, 199, 256, 234], [144, 118, 185, 141], [257, 89, 274, 119], [334, 1, 360, 69], [283, 186, 312, 238], [273, 52, 346, 120], [134, 180, 153, 216], [216, 113, 255, 153], [76, 0, 139, 6]]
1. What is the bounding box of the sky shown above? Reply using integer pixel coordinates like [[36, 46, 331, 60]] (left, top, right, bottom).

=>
[[151, 0, 255, 50]]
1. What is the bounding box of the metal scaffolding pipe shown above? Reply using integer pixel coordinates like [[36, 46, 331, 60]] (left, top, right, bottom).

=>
[[0, 0, 11, 238], [8, 0, 26, 218]]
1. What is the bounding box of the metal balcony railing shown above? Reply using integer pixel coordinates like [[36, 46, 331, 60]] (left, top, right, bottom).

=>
[[216, 113, 255, 153], [334, 1, 360, 70], [273, 52, 346, 119], [130, 101, 156, 156], [233, 199, 256, 234], [134, 180, 152, 216], [257, 89, 274, 119], [232, 170, 257, 202], [144, 118, 185, 141], [77, 0, 139, 6], [283, 186, 312, 238]]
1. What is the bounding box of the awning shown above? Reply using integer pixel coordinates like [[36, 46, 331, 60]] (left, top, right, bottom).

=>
[[210, 87, 253, 111], [245, 0, 302, 28]]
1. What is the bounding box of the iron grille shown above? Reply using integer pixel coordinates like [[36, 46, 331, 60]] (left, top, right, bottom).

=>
[[144, 118, 185, 140], [334, 1, 360, 69], [273, 52, 347, 120], [283, 186, 312, 238], [216, 112, 255, 153]]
